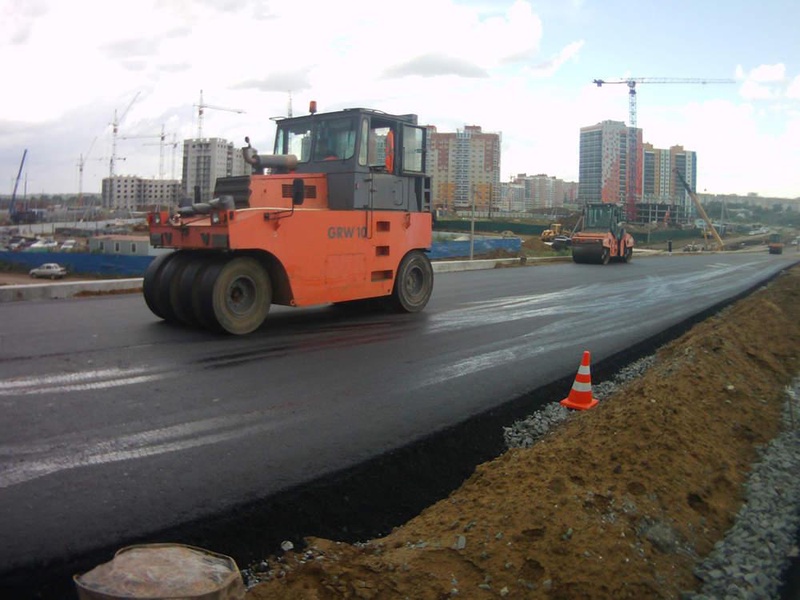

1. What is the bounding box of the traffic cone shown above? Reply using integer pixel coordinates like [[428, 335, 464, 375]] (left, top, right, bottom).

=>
[[560, 351, 599, 410]]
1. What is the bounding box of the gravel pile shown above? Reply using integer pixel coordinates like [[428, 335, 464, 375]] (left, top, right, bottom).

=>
[[503, 362, 800, 599], [687, 381, 800, 600], [503, 355, 655, 449]]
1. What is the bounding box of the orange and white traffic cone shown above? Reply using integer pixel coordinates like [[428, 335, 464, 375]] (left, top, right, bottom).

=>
[[560, 350, 599, 410]]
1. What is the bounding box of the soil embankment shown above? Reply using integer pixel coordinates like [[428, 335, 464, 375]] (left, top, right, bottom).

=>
[[247, 266, 800, 599]]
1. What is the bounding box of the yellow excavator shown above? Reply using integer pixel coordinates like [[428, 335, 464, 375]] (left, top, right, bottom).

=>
[[540, 223, 564, 242]]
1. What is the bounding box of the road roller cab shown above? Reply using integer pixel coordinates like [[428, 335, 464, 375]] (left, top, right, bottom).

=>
[[144, 103, 434, 335], [571, 203, 634, 265]]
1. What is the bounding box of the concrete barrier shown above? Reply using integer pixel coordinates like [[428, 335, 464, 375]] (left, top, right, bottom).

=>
[[0, 279, 143, 303], [0, 256, 577, 303]]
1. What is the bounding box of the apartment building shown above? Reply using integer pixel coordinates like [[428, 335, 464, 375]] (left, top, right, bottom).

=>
[[182, 138, 250, 203], [427, 125, 501, 213], [101, 176, 181, 212], [508, 173, 579, 211], [641, 143, 697, 224], [578, 120, 642, 208]]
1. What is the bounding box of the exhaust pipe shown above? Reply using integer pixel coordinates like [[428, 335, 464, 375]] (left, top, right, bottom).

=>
[[243, 136, 298, 172]]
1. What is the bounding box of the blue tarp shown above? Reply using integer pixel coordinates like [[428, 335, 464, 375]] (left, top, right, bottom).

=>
[[0, 251, 154, 277], [1, 238, 521, 277], [427, 238, 521, 260]]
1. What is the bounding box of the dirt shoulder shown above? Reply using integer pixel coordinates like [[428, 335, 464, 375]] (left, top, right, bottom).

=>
[[247, 266, 800, 599]]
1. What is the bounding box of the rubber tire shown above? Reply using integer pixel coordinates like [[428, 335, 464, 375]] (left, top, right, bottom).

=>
[[167, 252, 201, 326], [600, 248, 610, 265], [173, 255, 207, 326], [196, 256, 272, 335], [153, 251, 194, 323], [389, 251, 434, 313], [190, 259, 226, 332], [622, 245, 633, 263], [143, 252, 178, 320]]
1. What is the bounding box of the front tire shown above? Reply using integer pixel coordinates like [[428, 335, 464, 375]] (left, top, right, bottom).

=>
[[600, 248, 610, 265], [198, 256, 272, 335], [622, 245, 633, 263], [389, 251, 433, 313]]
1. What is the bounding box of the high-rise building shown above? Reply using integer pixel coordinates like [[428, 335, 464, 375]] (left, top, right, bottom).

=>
[[182, 138, 250, 203], [578, 120, 642, 212], [427, 125, 501, 213], [642, 143, 697, 223], [642, 144, 697, 201]]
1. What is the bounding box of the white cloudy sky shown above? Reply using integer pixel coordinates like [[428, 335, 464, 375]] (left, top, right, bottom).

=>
[[1, 0, 798, 198]]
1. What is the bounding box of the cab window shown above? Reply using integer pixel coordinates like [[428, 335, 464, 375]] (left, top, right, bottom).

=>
[[402, 125, 425, 173], [275, 124, 312, 163], [313, 117, 356, 161]]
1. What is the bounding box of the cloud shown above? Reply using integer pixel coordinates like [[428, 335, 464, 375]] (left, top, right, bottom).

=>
[[740, 80, 775, 100], [233, 71, 314, 93], [528, 40, 584, 77], [101, 37, 162, 59], [384, 54, 489, 79], [0, 0, 48, 45], [737, 63, 800, 102], [748, 63, 786, 83], [786, 75, 800, 100]]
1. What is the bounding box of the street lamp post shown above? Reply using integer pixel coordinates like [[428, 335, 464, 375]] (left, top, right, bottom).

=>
[[470, 183, 475, 260]]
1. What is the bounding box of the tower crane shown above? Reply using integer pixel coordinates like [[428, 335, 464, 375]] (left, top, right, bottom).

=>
[[110, 92, 141, 182], [77, 137, 114, 218], [592, 77, 736, 217], [77, 137, 99, 207], [122, 124, 169, 179], [194, 89, 245, 138]]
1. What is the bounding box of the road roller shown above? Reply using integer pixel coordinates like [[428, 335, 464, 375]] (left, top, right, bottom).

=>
[[571, 203, 634, 265], [144, 103, 434, 335]]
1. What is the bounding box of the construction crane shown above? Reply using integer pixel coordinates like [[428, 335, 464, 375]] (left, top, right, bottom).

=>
[[77, 137, 99, 207], [592, 77, 736, 217], [673, 167, 725, 251], [194, 89, 245, 138], [122, 124, 169, 179], [8, 149, 28, 223], [110, 92, 141, 182]]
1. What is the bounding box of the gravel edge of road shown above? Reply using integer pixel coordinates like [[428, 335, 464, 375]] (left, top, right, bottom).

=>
[[503, 363, 800, 599]]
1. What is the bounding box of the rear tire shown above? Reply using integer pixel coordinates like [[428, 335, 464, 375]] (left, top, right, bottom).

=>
[[389, 251, 433, 313], [167, 252, 201, 325], [143, 252, 177, 320], [173, 255, 207, 326], [197, 256, 272, 335]]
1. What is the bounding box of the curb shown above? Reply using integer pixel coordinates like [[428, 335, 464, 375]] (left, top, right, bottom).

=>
[[0, 252, 659, 304], [0, 259, 522, 303]]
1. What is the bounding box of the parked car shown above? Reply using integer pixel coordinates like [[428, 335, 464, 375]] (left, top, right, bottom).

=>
[[29, 263, 68, 279], [550, 235, 572, 251]]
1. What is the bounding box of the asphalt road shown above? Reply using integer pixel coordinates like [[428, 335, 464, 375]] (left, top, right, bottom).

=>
[[0, 251, 797, 579]]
